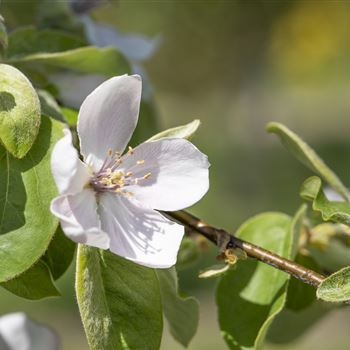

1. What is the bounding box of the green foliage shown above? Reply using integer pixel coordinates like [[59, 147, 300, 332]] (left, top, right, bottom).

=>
[[0, 15, 7, 58], [0, 116, 62, 282], [317, 266, 350, 302], [43, 226, 76, 280], [1, 260, 60, 300], [267, 122, 349, 201], [0, 64, 41, 158], [147, 119, 201, 142], [301, 176, 350, 225], [176, 237, 201, 270], [37, 89, 66, 122], [157, 267, 199, 347], [216, 213, 293, 350], [10, 46, 131, 77], [76, 245, 163, 350]]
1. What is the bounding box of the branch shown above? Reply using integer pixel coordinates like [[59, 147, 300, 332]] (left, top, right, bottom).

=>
[[166, 210, 325, 287]]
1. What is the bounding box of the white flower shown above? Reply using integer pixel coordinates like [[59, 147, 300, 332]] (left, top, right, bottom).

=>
[[50, 74, 209, 268], [0, 313, 59, 350]]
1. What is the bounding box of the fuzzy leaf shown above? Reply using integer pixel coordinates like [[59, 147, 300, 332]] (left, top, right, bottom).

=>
[[76, 245, 163, 350], [267, 122, 349, 201], [0, 116, 62, 282], [157, 267, 199, 347], [317, 266, 350, 302], [147, 119, 200, 142], [0, 64, 41, 158], [216, 212, 294, 350], [1, 260, 60, 300]]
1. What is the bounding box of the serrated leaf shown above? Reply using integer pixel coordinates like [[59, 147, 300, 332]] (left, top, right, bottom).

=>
[[300, 176, 350, 225], [317, 266, 350, 302], [1, 260, 60, 300], [10, 46, 131, 77], [216, 212, 294, 350], [267, 122, 349, 201], [0, 116, 62, 282], [147, 119, 200, 142], [0, 64, 41, 158], [157, 267, 199, 347], [7, 26, 85, 58], [76, 245, 163, 350], [42, 225, 76, 280]]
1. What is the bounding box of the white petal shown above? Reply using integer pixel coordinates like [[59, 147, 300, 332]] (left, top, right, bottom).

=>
[[121, 138, 209, 211], [99, 194, 184, 268], [51, 128, 90, 195], [77, 75, 142, 171], [0, 312, 59, 350], [50, 189, 110, 249]]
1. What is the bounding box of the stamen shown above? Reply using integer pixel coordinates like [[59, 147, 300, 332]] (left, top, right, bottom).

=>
[[126, 171, 133, 177], [108, 148, 113, 156], [143, 172, 152, 179], [136, 160, 145, 165], [128, 146, 134, 155]]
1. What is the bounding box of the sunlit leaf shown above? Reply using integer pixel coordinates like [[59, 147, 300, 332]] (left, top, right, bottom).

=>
[[216, 212, 293, 350], [157, 267, 199, 347], [0, 64, 41, 158], [267, 122, 349, 201], [76, 245, 163, 350], [0, 116, 63, 282], [1, 260, 60, 300]]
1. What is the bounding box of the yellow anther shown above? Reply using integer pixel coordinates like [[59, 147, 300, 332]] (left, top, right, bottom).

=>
[[136, 160, 145, 165], [126, 171, 133, 177], [128, 146, 134, 155], [108, 148, 113, 156], [143, 172, 152, 179]]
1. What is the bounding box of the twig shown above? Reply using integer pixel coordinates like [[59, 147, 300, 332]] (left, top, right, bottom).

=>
[[166, 210, 325, 287]]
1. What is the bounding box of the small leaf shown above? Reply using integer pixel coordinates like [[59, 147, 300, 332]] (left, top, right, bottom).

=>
[[317, 266, 350, 302], [76, 245, 163, 350], [300, 176, 350, 225], [42, 225, 76, 280], [147, 119, 200, 142], [199, 264, 231, 279], [216, 212, 293, 350], [267, 122, 349, 201], [38, 89, 66, 123], [0, 116, 63, 282], [0, 64, 41, 158], [157, 267, 199, 347], [10, 46, 131, 77], [1, 260, 60, 300]]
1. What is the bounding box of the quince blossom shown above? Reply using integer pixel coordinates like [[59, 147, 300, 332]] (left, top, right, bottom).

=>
[[50, 75, 209, 268]]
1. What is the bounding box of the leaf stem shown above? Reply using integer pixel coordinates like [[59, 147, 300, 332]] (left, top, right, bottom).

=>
[[167, 210, 325, 287]]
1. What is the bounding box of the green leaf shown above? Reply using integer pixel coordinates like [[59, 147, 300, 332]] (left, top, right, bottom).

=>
[[147, 119, 200, 142], [1, 260, 60, 300], [0, 116, 63, 282], [38, 89, 66, 123], [42, 225, 76, 280], [286, 254, 319, 311], [216, 212, 293, 350], [267, 122, 349, 201], [157, 267, 199, 347], [0, 64, 41, 158], [61, 107, 78, 126], [0, 15, 7, 58], [10, 46, 131, 77], [76, 245, 163, 350], [317, 266, 350, 302], [300, 176, 350, 225], [7, 27, 85, 58], [176, 237, 201, 270]]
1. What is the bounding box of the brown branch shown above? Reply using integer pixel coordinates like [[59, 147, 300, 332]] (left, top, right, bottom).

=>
[[166, 210, 325, 287]]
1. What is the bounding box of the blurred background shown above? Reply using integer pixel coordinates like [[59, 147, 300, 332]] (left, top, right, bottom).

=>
[[2, 1, 350, 349]]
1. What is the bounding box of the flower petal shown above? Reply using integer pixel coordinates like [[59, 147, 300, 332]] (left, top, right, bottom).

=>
[[50, 189, 110, 249], [77, 75, 142, 171], [121, 138, 210, 211], [51, 128, 90, 195], [99, 193, 184, 268]]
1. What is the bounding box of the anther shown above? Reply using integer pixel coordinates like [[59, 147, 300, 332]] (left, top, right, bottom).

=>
[[136, 160, 145, 165], [128, 146, 134, 155], [143, 172, 152, 179]]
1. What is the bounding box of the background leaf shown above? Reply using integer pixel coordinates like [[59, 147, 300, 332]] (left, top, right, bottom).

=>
[[0, 260, 60, 300], [0, 15, 7, 58], [156, 267, 199, 347], [317, 266, 350, 302], [267, 122, 349, 201], [76, 245, 163, 350], [216, 212, 293, 350], [0, 64, 41, 158], [38, 89, 66, 123], [0, 116, 62, 282]]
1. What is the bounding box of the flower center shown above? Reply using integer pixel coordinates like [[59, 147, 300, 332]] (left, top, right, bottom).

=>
[[90, 146, 151, 196]]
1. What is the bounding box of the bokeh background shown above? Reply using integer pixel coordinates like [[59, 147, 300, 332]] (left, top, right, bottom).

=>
[[2, 1, 350, 349]]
